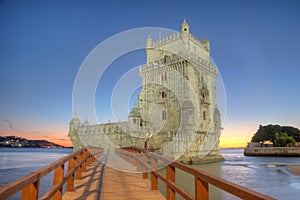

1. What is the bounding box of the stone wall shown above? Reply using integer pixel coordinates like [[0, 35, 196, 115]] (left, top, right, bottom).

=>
[[244, 147, 300, 156]]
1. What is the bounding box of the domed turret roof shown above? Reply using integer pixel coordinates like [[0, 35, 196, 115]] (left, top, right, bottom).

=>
[[70, 113, 81, 124], [180, 18, 189, 33], [129, 101, 141, 117]]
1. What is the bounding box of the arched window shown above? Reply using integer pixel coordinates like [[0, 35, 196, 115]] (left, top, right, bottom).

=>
[[162, 110, 167, 120], [203, 111, 206, 121]]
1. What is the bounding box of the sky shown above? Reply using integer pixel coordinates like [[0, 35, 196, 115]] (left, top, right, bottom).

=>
[[0, 0, 299, 148]]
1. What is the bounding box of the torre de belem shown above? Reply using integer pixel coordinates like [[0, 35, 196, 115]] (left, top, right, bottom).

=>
[[69, 20, 224, 163]]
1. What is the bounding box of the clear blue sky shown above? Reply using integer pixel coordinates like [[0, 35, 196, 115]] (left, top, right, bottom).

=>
[[0, 0, 299, 146]]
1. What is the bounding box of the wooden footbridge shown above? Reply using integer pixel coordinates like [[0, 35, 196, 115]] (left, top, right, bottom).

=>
[[0, 146, 275, 200]]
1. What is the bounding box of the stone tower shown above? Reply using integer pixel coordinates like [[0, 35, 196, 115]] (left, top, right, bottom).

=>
[[138, 19, 223, 162]]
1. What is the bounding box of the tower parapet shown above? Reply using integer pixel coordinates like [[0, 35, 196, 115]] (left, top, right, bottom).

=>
[[147, 19, 211, 66], [150, 32, 207, 50]]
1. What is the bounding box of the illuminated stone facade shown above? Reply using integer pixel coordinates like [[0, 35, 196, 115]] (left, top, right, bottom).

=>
[[69, 20, 223, 163]]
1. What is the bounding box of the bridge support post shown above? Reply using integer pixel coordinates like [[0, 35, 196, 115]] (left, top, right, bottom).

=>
[[195, 176, 208, 200], [66, 157, 75, 192], [166, 165, 175, 200], [135, 155, 141, 171], [52, 164, 64, 200], [142, 154, 148, 179], [87, 149, 94, 166], [21, 173, 40, 200], [151, 157, 158, 190], [82, 149, 87, 172], [76, 152, 82, 180]]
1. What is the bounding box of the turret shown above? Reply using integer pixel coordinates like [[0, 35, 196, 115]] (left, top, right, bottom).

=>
[[180, 18, 189, 34], [181, 19, 189, 50], [129, 101, 142, 129], [214, 105, 221, 131], [146, 34, 153, 63], [146, 34, 153, 48], [69, 113, 81, 131], [68, 113, 81, 150], [83, 116, 89, 126], [203, 36, 210, 52]]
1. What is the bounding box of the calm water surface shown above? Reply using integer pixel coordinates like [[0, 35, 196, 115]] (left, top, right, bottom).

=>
[[0, 148, 300, 199], [161, 148, 300, 200], [0, 148, 72, 199]]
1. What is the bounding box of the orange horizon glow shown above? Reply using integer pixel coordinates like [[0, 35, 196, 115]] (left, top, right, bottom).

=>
[[0, 127, 72, 147], [0, 121, 263, 149], [1, 133, 72, 147], [1, 134, 247, 149], [219, 140, 248, 148], [1, 134, 248, 148]]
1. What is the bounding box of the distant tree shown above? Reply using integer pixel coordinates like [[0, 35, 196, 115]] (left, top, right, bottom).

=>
[[251, 124, 300, 145], [282, 126, 300, 142], [285, 135, 297, 147], [273, 132, 297, 147]]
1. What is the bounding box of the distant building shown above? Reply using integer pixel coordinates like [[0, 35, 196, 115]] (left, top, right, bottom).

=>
[[69, 20, 223, 163], [247, 141, 274, 148]]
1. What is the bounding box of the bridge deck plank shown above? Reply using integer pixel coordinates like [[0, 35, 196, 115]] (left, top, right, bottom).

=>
[[101, 166, 165, 200], [62, 161, 102, 200], [62, 153, 165, 200]]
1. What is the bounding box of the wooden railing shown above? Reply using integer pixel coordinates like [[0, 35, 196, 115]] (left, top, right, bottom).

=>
[[0, 147, 103, 200], [116, 146, 275, 200]]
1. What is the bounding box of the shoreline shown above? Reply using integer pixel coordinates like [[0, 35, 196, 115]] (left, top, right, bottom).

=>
[[287, 165, 300, 176], [244, 147, 300, 157]]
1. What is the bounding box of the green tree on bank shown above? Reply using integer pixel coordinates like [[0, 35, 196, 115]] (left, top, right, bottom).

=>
[[251, 124, 300, 147], [273, 132, 297, 147]]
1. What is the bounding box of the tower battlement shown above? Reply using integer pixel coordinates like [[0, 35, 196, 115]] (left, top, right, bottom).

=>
[[146, 20, 210, 65], [148, 32, 208, 51]]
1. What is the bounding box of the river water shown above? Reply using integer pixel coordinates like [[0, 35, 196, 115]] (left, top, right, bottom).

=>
[[159, 148, 300, 199], [0, 148, 299, 199], [0, 148, 72, 199]]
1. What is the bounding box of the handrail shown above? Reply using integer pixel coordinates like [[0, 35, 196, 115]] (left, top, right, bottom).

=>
[[0, 147, 103, 200], [116, 146, 275, 200]]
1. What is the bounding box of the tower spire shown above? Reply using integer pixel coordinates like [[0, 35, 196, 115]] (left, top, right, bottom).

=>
[[83, 116, 89, 125], [146, 34, 153, 48]]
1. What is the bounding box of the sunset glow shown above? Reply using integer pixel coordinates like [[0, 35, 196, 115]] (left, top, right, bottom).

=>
[[1, 1, 299, 149]]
